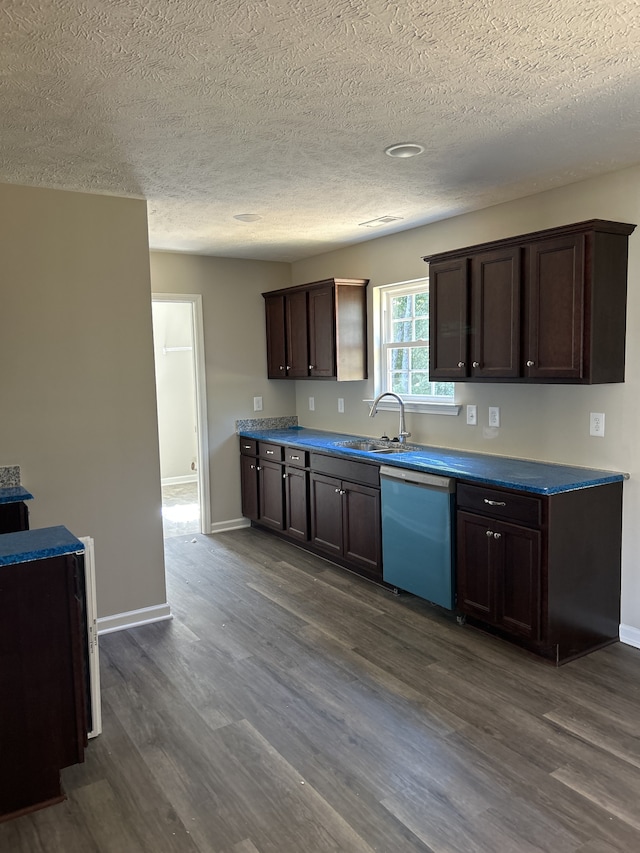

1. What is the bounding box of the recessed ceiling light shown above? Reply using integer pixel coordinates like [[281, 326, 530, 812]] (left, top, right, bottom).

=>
[[234, 213, 262, 222], [384, 143, 425, 158]]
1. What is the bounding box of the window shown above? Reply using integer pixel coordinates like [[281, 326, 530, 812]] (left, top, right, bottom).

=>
[[379, 280, 455, 403]]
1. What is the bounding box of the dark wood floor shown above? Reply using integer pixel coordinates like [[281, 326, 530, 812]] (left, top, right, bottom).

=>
[[2, 527, 640, 852]]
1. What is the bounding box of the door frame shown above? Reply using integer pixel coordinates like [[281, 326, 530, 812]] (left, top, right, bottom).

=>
[[152, 293, 211, 534]]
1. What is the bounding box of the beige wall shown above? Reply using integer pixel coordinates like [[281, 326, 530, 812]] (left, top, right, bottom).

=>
[[290, 165, 640, 635], [149, 252, 293, 527], [0, 183, 167, 620]]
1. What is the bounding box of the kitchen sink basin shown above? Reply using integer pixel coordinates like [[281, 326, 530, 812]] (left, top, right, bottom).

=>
[[336, 439, 412, 454]]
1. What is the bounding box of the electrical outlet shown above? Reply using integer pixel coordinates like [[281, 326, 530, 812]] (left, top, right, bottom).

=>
[[590, 412, 605, 437], [309, 396, 315, 411], [253, 396, 263, 412], [488, 406, 500, 428], [466, 404, 477, 425], [337, 398, 345, 413]]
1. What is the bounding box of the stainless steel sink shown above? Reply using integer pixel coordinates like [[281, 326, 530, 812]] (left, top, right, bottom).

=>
[[336, 439, 412, 454]]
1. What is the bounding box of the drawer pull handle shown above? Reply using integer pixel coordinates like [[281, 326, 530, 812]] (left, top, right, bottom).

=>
[[266, 450, 275, 455], [484, 499, 506, 507], [243, 444, 251, 449], [290, 455, 300, 460]]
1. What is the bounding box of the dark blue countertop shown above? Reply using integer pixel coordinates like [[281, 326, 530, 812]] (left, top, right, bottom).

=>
[[0, 485, 34, 505], [0, 525, 84, 566], [238, 426, 627, 495]]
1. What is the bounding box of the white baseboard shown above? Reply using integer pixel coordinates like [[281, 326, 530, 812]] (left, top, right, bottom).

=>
[[209, 518, 251, 534], [161, 475, 198, 486], [620, 624, 640, 650], [97, 603, 173, 635]]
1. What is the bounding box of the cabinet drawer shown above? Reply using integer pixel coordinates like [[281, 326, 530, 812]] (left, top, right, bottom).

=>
[[259, 442, 284, 461], [310, 452, 379, 487], [457, 482, 541, 527], [239, 437, 257, 456], [285, 447, 308, 467]]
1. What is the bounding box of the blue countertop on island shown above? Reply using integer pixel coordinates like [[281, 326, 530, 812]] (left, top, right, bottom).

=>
[[0, 485, 34, 504], [0, 525, 84, 566], [237, 426, 627, 495]]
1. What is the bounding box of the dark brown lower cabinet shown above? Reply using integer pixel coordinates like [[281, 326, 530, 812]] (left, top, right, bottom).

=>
[[0, 501, 29, 534], [0, 553, 87, 820], [457, 512, 541, 642], [310, 472, 381, 580], [284, 465, 309, 541], [258, 458, 286, 531], [456, 480, 623, 663]]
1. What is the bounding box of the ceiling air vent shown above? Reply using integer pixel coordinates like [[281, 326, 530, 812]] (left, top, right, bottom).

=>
[[358, 216, 404, 228]]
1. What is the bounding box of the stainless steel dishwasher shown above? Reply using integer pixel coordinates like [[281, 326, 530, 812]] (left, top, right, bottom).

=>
[[380, 465, 456, 609]]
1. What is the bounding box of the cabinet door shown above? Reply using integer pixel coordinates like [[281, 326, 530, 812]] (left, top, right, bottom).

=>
[[342, 482, 381, 578], [258, 460, 285, 530], [308, 285, 336, 377], [285, 466, 309, 541], [428, 258, 470, 379], [264, 294, 287, 379], [0, 502, 29, 534], [526, 234, 585, 380], [471, 248, 521, 378], [456, 511, 495, 621], [285, 290, 309, 377], [310, 472, 343, 557], [497, 520, 541, 641], [240, 454, 259, 521]]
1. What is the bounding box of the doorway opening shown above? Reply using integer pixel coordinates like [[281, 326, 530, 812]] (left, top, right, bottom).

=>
[[152, 294, 210, 539]]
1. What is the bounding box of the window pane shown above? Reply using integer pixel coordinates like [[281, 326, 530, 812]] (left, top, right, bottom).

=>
[[414, 318, 428, 340], [391, 295, 413, 319], [410, 373, 432, 395], [414, 292, 429, 316], [391, 320, 413, 342], [410, 347, 429, 369], [434, 381, 455, 397], [390, 373, 409, 394], [389, 347, 410, 370]]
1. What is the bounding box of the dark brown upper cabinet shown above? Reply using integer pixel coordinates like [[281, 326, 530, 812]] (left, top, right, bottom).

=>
[[424, 220, 636, 384], [262, 278, 369, 381]]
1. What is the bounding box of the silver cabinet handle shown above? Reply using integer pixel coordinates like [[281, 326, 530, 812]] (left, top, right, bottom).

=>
[[256, 466, 262, 471], [266, 450, 275, 455], [309, 364, 314, 369], [458, 361, 465, 368], [526, 360, 535, 367], [472, 361, 480, 368], [484, 499, 506, 507], [335, 488, 341, 493], [486, 529, 493, 537], [250, 464, 256, 470], [286, 365, 291, 370], [283, 473, 287, 479], [493, 532, 502, 539], [290, 455, 300, 460], [279, 365, 285, 371], [243, 444, 251, 449], [339, 489, 347, 495]]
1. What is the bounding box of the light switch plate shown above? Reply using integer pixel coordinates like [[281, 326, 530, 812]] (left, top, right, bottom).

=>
[[466, 404, 477, 425], [309, 396, 315, 411], [253, 396, 263, 412], [488, 406, 500, 428], [337, 398, 345, 413]]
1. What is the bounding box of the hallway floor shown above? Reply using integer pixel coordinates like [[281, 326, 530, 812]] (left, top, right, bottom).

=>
[[161, 480, 200, 538]]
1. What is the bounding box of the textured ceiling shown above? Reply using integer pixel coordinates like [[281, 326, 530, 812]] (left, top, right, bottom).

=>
[[2, 0, 640, 261]]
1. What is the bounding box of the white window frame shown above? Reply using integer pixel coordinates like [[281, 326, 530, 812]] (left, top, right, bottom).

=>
[[367, 279, 460, 416]]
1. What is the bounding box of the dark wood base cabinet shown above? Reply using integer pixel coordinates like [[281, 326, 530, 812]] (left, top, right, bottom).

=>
[[0, 501, 29, 534], [0, 553, 88, 820], [239, 439, 382, 583], [456, 481, 623, 664]]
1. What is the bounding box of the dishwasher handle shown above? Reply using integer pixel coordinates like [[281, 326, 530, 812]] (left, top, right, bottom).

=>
[[379, 465, 455, 492]]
